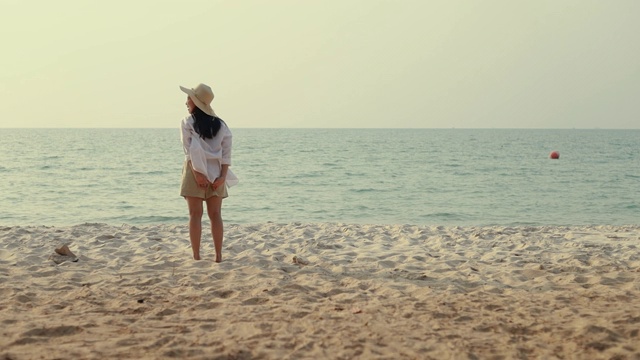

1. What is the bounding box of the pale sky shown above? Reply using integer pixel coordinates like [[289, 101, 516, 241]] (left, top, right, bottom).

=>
[[1, 0, 638, 128]]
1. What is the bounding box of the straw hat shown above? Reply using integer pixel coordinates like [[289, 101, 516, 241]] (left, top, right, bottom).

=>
[[180, 83, 216, 116]]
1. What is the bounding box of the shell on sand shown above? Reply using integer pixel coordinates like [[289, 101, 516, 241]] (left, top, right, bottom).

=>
[[50, 244, 78, 264]]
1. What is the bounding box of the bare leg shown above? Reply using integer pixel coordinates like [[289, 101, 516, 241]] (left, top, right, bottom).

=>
[[205, 196, 224, 263], [186, 196, 204, 260]]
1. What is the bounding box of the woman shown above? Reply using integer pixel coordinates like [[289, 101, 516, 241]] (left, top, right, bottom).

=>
[[179, 83, 237, 262]]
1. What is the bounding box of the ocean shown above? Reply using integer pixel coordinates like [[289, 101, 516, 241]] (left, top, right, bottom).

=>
[[0, 128, 638, 226]]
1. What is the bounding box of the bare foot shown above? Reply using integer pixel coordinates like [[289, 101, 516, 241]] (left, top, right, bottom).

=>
[[193, 254, 201, 260]]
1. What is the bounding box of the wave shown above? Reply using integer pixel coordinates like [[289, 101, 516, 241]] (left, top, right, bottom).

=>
[[349, 188, 381, 193], [111, 215, 188, 224], [128, 170, 169, 176]]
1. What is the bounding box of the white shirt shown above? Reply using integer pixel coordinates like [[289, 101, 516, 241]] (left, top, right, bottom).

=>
[[180, 115, 238, 186]]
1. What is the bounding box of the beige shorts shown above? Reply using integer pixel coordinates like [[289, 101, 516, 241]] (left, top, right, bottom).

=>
[[180, 161, 228, 199]]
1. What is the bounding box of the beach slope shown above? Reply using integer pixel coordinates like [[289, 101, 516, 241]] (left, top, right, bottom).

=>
[[1, 223, 639, 359]]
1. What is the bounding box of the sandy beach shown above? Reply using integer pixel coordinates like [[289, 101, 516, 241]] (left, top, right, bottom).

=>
[[1, 223, 639, 359]]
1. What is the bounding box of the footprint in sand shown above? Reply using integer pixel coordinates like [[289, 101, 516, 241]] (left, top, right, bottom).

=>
[[13, 325, 83, 345]]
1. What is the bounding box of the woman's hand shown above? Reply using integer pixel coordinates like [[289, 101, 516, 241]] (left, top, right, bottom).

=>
[[212, 176, 226, 190], [194, 172, 210, 189]]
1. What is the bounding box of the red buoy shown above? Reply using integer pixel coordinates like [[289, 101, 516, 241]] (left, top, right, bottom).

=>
[[549, 151, 560, 159]]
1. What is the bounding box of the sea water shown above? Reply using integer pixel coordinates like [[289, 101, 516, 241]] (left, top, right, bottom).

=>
[[0, 128, 638, 226]]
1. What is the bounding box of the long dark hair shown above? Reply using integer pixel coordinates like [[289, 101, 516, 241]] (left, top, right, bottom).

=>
[[192, 106, 222, 139]]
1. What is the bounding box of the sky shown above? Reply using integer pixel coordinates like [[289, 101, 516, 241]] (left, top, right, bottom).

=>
[[1, 0, 639, 129]]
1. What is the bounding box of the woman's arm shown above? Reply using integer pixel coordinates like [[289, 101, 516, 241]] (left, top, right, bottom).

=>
[[213, 125, 232, 190], [180, 118, 191, 156], [220, 164, 229, 178], [221, 124, 232, 166]]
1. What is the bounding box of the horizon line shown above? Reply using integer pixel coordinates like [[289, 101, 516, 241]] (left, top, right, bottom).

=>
[[1, 127, 638, 130]]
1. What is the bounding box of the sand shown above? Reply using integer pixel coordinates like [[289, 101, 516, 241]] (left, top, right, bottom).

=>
[[1, 223, 639, 359]]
